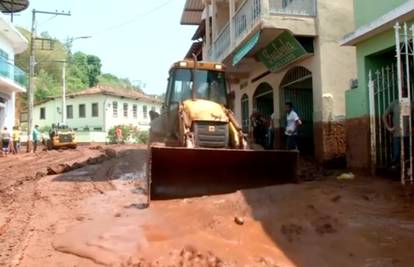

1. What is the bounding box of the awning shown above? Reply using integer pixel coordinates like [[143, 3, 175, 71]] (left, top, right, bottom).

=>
[[0, 0, 29, 13], [232, 31, 260, 66], [181, 0, 203, 25], [192, 19, 206, 41], [256, 31, 310, 72]]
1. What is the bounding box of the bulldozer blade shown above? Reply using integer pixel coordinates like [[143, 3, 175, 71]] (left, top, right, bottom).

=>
[[149, 145, 299, 199]]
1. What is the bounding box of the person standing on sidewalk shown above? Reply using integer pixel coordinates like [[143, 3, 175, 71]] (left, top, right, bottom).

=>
[[32, 125, 41, 153], [115, 126, 123, 144], [284, 102, 302, 150], [1, 127, 11, 157], [383, 99, 412, 168], [12, 126, 21, 154], [267, 112, 276, 149]]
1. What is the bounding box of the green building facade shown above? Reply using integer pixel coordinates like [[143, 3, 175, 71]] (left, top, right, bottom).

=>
[[342, 0, 414, 171]]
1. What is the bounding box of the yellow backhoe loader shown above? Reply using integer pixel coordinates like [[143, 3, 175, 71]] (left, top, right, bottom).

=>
[[46, 124, 77, 150], [148, 60, 298, 199]]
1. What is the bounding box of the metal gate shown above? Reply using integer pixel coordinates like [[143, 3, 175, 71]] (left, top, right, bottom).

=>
[[368, 22, 414, 184]]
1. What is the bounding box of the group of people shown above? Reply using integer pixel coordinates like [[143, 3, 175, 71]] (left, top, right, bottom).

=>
[[0, 124, 42, 157], [251, 102, 302, 151], [1, 126, 22, 157]]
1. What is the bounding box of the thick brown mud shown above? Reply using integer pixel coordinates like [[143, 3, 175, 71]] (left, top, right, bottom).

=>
[[2, 145, 414, 267], [53, 177, 414, 267]]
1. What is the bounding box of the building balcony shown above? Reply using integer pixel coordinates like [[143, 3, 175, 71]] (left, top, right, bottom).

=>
[[208, 0, 317, 62], [0, 60, 27, 93]]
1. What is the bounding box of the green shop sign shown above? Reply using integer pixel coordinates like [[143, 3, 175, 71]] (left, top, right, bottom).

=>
[[256, 31, 308, 72]]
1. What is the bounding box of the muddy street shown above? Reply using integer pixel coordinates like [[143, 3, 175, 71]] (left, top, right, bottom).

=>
[[1, 146, 414, 267]]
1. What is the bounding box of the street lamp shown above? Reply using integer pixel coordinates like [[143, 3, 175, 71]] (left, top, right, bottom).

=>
[[61, 35, 92, 125]]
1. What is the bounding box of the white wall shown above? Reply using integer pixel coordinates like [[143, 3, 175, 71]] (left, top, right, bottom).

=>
[[34, 94, 163, 135], [104, 95, 162, 131], [0, 26, 24, 130], [0, 32, 16, 62]]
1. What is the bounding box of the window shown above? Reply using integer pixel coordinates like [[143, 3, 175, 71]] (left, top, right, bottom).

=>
[[92, 103, 99, 117], [143, 105, 148, 119], [113, 101, 118, 117], [40, 107, 46, 120], [79, 104, 86, 118], [123, 103, 128, 117], [151, 106, 156, 111], [133, 104, 137, 118], [66, 105, 73, 119], [169, 69, 227, 105]]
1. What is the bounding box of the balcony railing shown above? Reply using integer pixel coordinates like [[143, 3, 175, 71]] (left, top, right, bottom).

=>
[[233, 0, 262, 45], [0, 60, 27, 87], [207, 0, 316, 61], [213, 22, 230, 61], [269, 0, 316, 16]]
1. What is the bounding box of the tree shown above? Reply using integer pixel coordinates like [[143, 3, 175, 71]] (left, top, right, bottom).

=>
[[86, 54, 101, 87], [14, 28, 145, 106], [97, 73, 143, 93], [34, 69, 60, 100]]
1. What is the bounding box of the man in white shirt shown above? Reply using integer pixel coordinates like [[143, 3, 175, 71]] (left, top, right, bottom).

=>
[[284, 102, 302, 150]]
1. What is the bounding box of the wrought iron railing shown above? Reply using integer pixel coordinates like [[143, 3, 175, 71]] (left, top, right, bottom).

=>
[[233, 0, 262, 46], [213, 22, 230, 61]]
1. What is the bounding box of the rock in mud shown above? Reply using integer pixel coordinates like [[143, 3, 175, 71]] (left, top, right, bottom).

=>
[[104, 148, 117, 158], [86, 154, 109, 165], [234, 216, 244, 225], [47, 164, 72, 175]]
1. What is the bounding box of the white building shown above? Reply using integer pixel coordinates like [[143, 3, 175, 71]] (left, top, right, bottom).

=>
[[0, 11, 28, 130], [33, 85, 163, 143]]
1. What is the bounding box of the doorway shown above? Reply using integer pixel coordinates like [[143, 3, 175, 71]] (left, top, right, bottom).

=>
[[253, 82, 274, 118], [281, 66, 314, 155]]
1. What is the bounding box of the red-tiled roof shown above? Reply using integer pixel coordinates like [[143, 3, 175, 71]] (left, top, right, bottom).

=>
[[35, 85, 163, 105]]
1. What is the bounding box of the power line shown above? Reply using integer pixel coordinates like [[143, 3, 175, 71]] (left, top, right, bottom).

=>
[[91, 0, 176, 36], [37, 14, 57, 27]]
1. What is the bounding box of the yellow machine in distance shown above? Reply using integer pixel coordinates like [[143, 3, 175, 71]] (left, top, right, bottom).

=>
[[46, 124, 77, 150]]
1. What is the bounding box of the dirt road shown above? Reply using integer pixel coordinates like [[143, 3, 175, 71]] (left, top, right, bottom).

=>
[[1, 146, 414, 267]]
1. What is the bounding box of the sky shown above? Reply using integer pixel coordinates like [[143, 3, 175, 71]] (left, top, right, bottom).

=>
[[11, 0, 196, 95]]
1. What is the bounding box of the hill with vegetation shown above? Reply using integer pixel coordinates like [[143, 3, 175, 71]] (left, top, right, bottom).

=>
[[15, 28, 144, 106]]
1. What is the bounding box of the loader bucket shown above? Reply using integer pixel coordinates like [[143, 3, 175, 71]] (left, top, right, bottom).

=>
[[148, 145, 299, 199]]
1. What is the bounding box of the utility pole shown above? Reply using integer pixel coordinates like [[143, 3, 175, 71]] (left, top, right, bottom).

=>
[[26, 9, 35, 152], [62, 61, 66, 125], [26, 9, 71, 152]]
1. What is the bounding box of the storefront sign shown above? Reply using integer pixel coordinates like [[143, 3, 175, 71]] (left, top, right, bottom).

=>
[[256, 31, 308, 72]]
